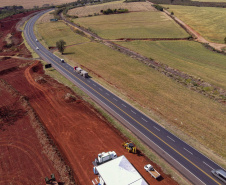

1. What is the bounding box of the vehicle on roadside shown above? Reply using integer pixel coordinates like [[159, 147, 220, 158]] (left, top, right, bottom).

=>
[[211, 169, 226, 184], [60, 59, 64, 63], [144, 164, 161, 179]]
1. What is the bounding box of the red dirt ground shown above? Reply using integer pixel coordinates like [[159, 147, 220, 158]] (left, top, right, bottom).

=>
[[0, 11, 179, 185]]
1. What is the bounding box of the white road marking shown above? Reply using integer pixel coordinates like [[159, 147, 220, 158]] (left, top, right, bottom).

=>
[[167, 136, 175, 142], [106, 93, 110, 96], [122, 104, 126, 107], [184, 148, 193, 155], [203, 162, 214, 170], [99, 88, 102, 91], [93, 84, 96, 86], [154, 126, 160, 131], [131, 110, 136, 114], [142, 117, 148, 122], [113, 98, 118, 101]]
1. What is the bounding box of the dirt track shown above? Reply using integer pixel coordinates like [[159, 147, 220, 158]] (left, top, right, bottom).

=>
[[0, 11, 178, 185]]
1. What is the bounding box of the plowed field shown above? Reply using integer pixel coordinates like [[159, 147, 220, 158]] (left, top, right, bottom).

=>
[[0, 11, 178, 185]]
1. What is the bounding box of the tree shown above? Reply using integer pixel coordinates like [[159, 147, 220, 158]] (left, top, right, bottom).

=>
[[56, 40, 66, 54], [224, 37, 226, 44]]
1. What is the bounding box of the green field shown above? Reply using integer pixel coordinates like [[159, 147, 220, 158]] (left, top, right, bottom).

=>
[[36, 15, 226, 164], [191, 0, 226, 2], [36, 21, 90, 47], [164, 5, 226, 44], [119, 40, 226, 89], [73, 11, 189, 39]]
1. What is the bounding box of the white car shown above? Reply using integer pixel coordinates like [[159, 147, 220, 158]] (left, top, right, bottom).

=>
[[36, 47, 39, 50], [36, 39, 38, 42]]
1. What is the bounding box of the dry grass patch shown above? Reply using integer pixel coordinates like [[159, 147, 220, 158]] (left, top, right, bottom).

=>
[[36, 11, 55, 24], [68, 1, 156, 17]]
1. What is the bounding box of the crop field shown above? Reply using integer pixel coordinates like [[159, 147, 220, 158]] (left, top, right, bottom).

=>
[[191, 0, 226, 2], [0, 0, 76, 9], [73, 11, 189, 39], [68, 1, 156, 17], [119, 40, 226, 89], [164, 5, 226, 44], [36, 11, 226, 164], [35, 21, 90, 47]]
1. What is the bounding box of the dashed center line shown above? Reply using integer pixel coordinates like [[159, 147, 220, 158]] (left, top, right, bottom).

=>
[[184, 148, 193, 155], [167, 136, 175, 142], [203, 161, 214, 170], [106, 93, 110, 96], [154, 126, 160, 131], [142, 117, 148, 122], [93, 84, 96, 86], [99, 88, 102, 91], [113, 98, 118, 101], [122, 104, 126, 107], [131, 110, 136, 114]]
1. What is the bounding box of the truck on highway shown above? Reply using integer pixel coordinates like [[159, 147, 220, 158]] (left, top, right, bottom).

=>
[[75, 67, 82, 74], [144, 164, 161, 179], [80, 70, 88, 78]]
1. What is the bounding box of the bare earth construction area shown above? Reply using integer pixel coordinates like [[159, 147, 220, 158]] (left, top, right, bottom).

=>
[[0, 11, 178, 185]]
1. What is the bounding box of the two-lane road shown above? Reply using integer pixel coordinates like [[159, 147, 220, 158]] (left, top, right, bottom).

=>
[[24, 10, 225, 185]]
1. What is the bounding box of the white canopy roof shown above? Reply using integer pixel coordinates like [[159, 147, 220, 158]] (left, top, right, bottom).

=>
[[96, 155, 148, 185]]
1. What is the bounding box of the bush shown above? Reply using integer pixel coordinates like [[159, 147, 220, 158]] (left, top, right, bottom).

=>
[[152, 4, 164, 11]]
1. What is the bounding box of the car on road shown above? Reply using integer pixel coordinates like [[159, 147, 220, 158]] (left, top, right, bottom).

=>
[[36, 47, 39, 50], [61, 59, 64, 63], [211, 169, 226, 184], [36, 39, 38, 42]]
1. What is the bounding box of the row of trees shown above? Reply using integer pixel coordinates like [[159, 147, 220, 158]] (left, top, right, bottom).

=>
[[101, 8, 128, 15]]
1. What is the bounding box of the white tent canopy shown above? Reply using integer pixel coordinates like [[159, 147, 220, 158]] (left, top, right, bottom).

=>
[[96, 155, 148, 185]]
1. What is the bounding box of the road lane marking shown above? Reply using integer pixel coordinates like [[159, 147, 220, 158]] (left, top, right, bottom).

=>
[[93, 84, 96, 86], [203, 162, 214, 170], [113, 98, 118, 101], [131, 110, 136, 114], [142, 117, 148, 122], [167, 136, 175, 142], [106, 93, 110, 96], [184, 148, 193, 155], [87, 80, 90, 82], [26, 16, 221, 185], [99, 88, 102, 91], [154, 126, 160, 131], [122, 104, 126, 107]]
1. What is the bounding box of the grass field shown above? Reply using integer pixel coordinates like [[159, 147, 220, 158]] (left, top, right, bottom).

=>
[[119, 40, 226, 89], [36, 12, 226, 165], [163, 5, 226, 44], [0, 0, 75, 9], [68, 1, 156, 17], [73, 11, 189, 39], [35, 21, 90, 47]]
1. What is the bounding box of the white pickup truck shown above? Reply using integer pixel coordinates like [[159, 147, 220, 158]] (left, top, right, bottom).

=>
[[144, 164, 161, 179]]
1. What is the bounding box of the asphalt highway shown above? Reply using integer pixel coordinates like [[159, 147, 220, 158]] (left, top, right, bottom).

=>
[[24, 10, 225, 185]]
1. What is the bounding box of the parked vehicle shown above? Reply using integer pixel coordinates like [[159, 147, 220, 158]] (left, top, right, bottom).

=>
[[93, 151, 117, 175], [144, 164, 161, 179], [122, 142, 136, 154]]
